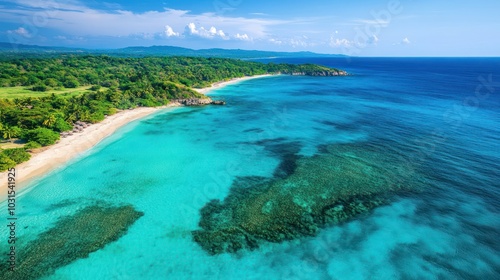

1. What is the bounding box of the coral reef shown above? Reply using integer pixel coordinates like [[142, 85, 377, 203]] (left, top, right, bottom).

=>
[[193, 143, 424, 255], [0, 204, 143, 279]]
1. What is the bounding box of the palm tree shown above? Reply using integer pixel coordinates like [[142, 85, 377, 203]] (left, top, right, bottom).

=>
[[2, 126, 20, 143], [66, 113, 77, 124], [43, 114, 57, 127]]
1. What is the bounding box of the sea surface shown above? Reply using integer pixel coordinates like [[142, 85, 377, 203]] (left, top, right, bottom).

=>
[[1, 57, 499, 279]]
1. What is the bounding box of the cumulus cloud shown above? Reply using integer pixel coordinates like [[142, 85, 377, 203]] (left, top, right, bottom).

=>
[[235, 33, 251, 41], [329, 37, 354, 48], [7, 27, 31, 38], [290, 38, 308, 48], [184, 23, 227, 39], [269, 38, 283, 45], [268, 36, 316, 48], [393, 37, 411, 46], [164, 25, 180, 37], [329, 34, 378, 49], [0, 1, 286, 42]]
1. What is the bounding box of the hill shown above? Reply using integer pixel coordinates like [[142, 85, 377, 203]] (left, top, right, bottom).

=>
[[0, 42, 346, 59]]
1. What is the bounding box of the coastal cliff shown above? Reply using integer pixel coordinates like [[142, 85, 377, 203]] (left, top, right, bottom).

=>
[[274, 63, 348, 77]]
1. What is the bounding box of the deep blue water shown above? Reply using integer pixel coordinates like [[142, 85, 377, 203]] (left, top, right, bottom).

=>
[[1, 57, 499, 279]]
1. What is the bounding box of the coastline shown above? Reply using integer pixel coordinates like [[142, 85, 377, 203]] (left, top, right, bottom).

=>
[[194, 74, 273, 94], [0, 74, 273, 201], [0, 106, 167, 201]]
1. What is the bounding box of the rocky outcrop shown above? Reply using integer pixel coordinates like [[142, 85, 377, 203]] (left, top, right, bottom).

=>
[[289, 70, 349, 76], [210, 100, 226, 105], [172, 98, 226, 106]]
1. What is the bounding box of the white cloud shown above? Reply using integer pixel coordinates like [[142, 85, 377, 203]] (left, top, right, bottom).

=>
[[185, 23, 197, 35], [290, 38, 308, 48], [269, 38, 283, 45], [7, 27, 31, 38], [0, 1, 287, 41], [330, 37, 354, 48], [164, 25, 180, 37], [184, 23, 227, 39], [353, 19, 390, 27], [393, 37, 411, 46], [235, 33, 251, 41], [329, 33, 378, 49], [267, 36, 316, 48], [250, 13, 268, 16]]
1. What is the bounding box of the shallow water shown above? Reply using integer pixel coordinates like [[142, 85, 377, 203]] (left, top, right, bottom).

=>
[[1, 58, 499, 279]]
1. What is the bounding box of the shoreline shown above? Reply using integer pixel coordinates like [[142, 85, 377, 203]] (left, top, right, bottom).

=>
[[0, 106, 168, 201], [0, 74, 273, 201], [194, 74, 274, 94]]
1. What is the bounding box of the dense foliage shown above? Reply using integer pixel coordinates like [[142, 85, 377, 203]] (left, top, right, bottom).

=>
[[0, 55, 344, 170], [2, 148, 31, 163], [0, 55, 341, 89], [0, 148, 31, 171]]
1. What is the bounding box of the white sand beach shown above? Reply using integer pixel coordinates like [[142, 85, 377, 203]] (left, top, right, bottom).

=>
[[194, 74, 273, 94]]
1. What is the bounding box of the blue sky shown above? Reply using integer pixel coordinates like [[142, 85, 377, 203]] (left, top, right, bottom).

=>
[[0, 0, 499, 56]]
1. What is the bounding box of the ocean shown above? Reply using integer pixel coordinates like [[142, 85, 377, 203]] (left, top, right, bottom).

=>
[[1, 57, 499, 279]]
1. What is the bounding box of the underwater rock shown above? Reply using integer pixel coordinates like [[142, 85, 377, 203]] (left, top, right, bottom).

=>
[[0, 204, 143, 280], [192, 143, 424, 255]]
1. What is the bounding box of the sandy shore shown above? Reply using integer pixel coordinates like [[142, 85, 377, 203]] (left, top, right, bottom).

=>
[[0, 74, 273, 201], [0, 106, 171, 201], [194, 74, 273, 94]]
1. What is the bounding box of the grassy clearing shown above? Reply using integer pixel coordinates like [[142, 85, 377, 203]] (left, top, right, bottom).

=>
[[0, 139, 26, 149], [0, 86, 95, 99]]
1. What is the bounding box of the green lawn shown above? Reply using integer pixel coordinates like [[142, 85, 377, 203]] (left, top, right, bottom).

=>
[[0, 86, 96, 99]]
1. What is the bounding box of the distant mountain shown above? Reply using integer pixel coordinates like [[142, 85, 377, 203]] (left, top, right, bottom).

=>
[[0, 42, 88, 53], [113, 45, 345, 59], [0, 42, 346, 59]]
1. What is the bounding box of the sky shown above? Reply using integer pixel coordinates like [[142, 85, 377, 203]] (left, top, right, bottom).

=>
[[0, 0, 499, 56]]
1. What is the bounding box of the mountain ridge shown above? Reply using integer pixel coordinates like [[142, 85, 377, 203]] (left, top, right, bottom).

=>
[[0, 42, 346, 59]]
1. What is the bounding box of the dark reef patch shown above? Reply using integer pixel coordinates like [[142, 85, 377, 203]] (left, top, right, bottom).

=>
[[250, 137, 288, 146], [242, 128, 264, 133], [0, 204, 143, 279], [316, 119, 360, 132], [46, 199, 78, 211], [192, 143, 425, 255]]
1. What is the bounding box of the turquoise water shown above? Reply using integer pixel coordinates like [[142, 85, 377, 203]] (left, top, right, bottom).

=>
[[1, 58, 499, 279]]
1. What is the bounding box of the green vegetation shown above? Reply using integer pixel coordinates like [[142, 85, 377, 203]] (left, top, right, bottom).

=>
[[24, 141, 42, 151], [0, 147, 31, 171], [0, 86, 94, 99], [23, 128, 60, 146], [0, 55, 346, 171], [0, 153, 16, 171], [2, 148, 31, 164]]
